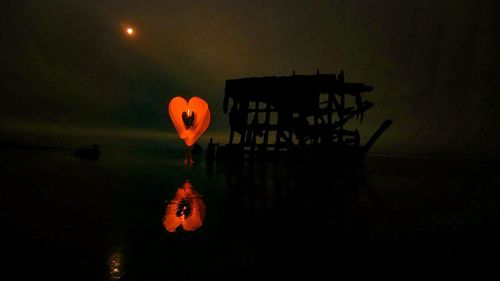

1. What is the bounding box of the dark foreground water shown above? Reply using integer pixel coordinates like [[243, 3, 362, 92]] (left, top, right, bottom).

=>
[[1, 145, 499, 279]]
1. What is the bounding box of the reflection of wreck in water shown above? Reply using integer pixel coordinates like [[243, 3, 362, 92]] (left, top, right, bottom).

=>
[[210, 71, 392, 161]]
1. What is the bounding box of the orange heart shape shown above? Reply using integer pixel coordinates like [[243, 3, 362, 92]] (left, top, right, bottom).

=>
[[168, 96, 210, 147], [163, 181, 206, 232]]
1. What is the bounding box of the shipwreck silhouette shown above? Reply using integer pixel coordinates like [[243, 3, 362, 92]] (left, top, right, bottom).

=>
[[209, 70, 392, 161]]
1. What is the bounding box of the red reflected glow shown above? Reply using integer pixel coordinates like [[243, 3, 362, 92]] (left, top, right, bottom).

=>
[[168, 96, 210, 147], [109, 252, 123, 280], [163, 181, 206, 232]]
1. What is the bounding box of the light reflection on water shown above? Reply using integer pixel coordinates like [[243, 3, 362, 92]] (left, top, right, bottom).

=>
[[108, 251, 123, 280], [163, 180, 206, 232], [4, 146, 498, 277]]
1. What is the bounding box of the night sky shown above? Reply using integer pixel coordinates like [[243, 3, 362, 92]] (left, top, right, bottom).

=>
[[1, 0, 499, 155]]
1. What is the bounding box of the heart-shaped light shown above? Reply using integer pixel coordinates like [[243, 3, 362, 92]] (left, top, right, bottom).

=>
[[163, 181, 206, 232], [168, 96, 210, 147]]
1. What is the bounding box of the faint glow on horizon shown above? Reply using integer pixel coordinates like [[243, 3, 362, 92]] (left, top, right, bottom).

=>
[[0, 119, 227, 147]]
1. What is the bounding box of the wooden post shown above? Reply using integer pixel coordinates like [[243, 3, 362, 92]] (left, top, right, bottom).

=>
[[275, 112, 281, 151], [339, 93, 345, 143], [327, 92, 333, 125], [250, 101, 259, 154], [229, 129, 234, 144], [240, 100, 249, 145], [263, 102, 271, 149]]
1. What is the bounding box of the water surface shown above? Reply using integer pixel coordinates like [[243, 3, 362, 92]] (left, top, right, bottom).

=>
[[1, 145, 499, 278]]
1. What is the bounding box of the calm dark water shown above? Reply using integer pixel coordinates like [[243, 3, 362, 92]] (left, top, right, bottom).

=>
[[1, 145, 499, 279]]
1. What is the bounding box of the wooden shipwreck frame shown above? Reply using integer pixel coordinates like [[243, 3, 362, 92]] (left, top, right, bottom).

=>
[[210, 71, 392, 161]]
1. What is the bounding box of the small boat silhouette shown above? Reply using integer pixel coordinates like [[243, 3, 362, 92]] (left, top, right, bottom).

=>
[[74, 144, 100, 161]]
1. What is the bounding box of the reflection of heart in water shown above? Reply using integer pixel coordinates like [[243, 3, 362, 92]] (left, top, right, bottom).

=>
[[163, 181, 206, 232], [176, 198, 191, 217], [182, 111, 196, 130]]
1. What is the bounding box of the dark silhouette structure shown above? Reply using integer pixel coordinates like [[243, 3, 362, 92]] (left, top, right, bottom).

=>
[[213, 71, 392, 160], [74, 144, 100, 161]]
